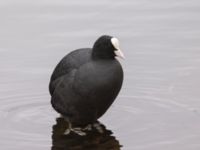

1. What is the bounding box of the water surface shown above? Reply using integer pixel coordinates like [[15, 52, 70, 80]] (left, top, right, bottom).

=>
[[0, 0, 200, 149]]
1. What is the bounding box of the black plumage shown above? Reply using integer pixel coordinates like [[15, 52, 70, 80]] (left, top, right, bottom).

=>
[[49, 35, 124, 126]]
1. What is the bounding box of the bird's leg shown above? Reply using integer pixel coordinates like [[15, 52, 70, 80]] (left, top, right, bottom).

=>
[[64, 120, 72, 135]]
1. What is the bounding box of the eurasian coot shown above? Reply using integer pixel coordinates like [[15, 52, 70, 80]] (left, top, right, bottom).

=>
[[49, 35, 124, 132]]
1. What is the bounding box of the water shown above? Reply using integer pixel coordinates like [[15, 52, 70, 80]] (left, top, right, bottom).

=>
[[0, 0, 200, 149]]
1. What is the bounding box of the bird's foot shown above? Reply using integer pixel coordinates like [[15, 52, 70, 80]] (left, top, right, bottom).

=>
[[92, 122, 104, 133], [64, 127, 87, 136], [71, 127, 87, 136], [64, 122, 90, 136], [83, 124, 92, 131], [64, 122, 104, 136]]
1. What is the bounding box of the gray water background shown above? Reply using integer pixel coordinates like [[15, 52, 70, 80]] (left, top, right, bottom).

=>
[[0, 0, 200, 149]]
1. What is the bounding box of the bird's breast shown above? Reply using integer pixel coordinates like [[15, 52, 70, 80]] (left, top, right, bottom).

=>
[[72, 60, 123, 98]]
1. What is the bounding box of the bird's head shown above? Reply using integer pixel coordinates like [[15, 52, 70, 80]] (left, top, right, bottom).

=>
[[92, 35, 125, 60]]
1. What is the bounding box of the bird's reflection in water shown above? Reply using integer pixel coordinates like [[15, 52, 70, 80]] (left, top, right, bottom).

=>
[[52, 117, 122, 150]]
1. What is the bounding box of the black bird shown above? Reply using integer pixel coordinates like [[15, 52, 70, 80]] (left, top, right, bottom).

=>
[[49, 35, 124, 130]]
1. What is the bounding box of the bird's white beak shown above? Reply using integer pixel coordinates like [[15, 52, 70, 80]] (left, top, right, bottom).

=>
[[114, 48, 125, 59], [111, 37, 125, 59]]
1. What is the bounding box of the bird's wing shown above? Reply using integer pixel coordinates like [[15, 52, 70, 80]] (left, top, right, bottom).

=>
[[49, 48, 92, 95], [51, 70, 98, 125], [50, 69, 77, 117]]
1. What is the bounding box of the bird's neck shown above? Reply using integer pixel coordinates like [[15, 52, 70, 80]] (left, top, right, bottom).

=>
[[92, 48, 115, 60]]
